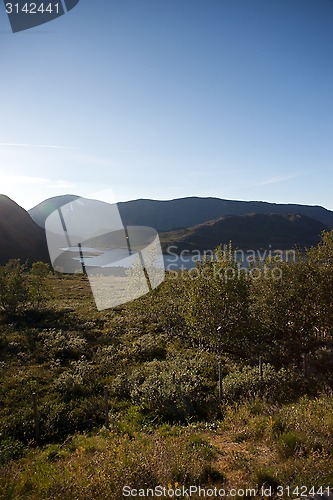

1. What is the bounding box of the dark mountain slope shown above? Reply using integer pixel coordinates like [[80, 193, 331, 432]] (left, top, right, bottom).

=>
[[160, 213, 329, 252], [0, 195, 49, 265], [117, 197, 333, 231]]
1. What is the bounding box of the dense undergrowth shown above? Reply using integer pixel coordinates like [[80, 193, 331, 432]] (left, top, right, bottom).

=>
[[1, 232, 333, 498]]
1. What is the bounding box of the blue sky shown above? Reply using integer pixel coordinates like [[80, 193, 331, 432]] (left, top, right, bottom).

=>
[[0, 0, 332, 210]]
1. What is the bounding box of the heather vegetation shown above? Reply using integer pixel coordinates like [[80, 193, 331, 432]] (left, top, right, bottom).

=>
[[1, 232, 333, 498]]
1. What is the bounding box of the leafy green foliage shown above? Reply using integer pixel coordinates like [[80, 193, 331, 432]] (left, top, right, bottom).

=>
[[1, 232, 333, 493], [0, 260, 52, 316], [0, 437, 26, 465], [181, 245, 252, 357], [28, 262, 51, 308], [0, 259, 28, 314], [119, 352, 219, 422], [223, 364, 307, 404]]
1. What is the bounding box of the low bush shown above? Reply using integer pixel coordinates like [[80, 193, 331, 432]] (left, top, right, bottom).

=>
[[42, 329, 89, 362], [113, 352, 219, 422], [0, 437, 26, 465], [223, 364, 308, 404]]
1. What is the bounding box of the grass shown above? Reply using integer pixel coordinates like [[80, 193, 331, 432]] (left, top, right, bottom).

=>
[[0, 428, 221, 499], [208, 396, 333, 490], [0, 273, 333, 498]]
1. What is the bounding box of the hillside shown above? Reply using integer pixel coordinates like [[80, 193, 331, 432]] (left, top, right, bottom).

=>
[[30, 195, 333, 232], [159, 213, 329, 252], [0, 195, 49, 265], [117, 197, 333, 231]]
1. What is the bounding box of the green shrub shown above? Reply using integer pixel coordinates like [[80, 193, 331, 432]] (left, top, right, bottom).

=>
[[28, 262, 51, 308], [223, 364, 307, 404], [0, 260, 29, 315], [131, 333, 167, 361], [42, 329, 88, 362], [277, 431, 303, 458], [54, 360, 95, 400], [0, 437, 25, 465], [125, 353, 219, 422]]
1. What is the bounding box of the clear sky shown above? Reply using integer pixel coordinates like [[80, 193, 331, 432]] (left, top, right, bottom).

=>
[[0, 0, 332, 210]]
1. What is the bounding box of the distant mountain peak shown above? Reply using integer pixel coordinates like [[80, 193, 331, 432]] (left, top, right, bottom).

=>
[[29, 194, 80, 228]]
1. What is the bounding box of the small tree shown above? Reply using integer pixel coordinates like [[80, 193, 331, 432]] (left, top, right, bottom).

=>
[[29, 261, 51, 308], [307, 230, 333, 339], [182, 243, 252, 357], [0, 259, 29, 314]]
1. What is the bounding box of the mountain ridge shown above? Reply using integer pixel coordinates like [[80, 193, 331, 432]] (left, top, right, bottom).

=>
[[29, 195, 333, 231], [116, 197, 333, 231], [0, 194, 330, 266]]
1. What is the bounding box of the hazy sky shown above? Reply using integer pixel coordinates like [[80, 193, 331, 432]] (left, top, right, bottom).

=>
[[0, 0, 332, 210]]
